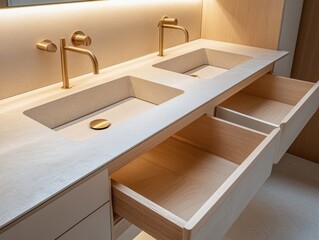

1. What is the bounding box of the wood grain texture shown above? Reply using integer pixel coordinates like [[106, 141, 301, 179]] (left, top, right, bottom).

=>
[[175, 116, 266, 164], [291, 0, 319, 84], [112, 137, 239, 222], [112, 116, 274, 240], [242, 74, 314, 105], [289, 0, 319, 163], [201, 0, 285, 49], [112, 181, 186, 240], [289, 110, 319, 162], [220, 92, 294, 125]]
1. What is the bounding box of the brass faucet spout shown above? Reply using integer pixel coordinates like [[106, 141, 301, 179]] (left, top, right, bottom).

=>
[[162, 24, 189, 42], [158, 16, 189, 56], [64, 46, 99, 74]]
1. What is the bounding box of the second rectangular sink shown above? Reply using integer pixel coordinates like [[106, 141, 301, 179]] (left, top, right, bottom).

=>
[[24, 76, 183, 140], [153, 48, 252, 79]]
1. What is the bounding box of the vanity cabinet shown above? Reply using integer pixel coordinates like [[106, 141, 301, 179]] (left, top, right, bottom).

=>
[[111, 74, 319, 240], [0, 170, 110, 240]]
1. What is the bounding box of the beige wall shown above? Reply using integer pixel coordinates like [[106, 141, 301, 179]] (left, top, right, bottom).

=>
[[0, 0, 202, 99]]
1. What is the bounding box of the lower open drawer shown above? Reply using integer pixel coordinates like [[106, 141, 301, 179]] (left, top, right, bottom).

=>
[[216, 74, 319, 163], [111, 116, 279, 240]]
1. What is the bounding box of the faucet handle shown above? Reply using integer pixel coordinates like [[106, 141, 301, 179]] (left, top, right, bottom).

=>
[[71, 31, 92, 46], [160, 16, 178, 25], [36, 39, 57, 53]]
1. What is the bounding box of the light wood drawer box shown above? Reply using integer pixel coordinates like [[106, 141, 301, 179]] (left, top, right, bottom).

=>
[[1, 169, 109, 240], [111, 116, 279, 240], [216, 74, 319, 163], [57, 203, 112, 240]]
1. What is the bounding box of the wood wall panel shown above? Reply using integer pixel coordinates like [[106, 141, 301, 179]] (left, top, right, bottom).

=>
[[289, 0, 319, 163], [289, 110, 319, 163], [201, 0, 285, 50], [0, 0, 8, 7]]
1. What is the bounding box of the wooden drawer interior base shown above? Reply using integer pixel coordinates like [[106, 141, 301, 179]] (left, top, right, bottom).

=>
[[113, 136, 238, 221], [219, 74, 314, 126], [111, 116, 274, 240], [219, 92, 294, 125]]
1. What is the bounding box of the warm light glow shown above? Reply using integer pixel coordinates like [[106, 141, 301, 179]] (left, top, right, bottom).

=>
[[112, 0, 198, 4], [0, 1, 107, 16], [0, 0, 202, 17], [1, 0, 201, 12], [0, 0, 200, 16]]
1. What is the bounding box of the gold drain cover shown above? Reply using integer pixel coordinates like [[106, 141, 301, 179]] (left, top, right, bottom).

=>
[[90, 119, 111, 130]]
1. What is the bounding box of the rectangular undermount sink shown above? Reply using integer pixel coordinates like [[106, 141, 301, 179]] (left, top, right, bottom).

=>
[[153, 48, 252, 79], [24, 76, 183, 140]]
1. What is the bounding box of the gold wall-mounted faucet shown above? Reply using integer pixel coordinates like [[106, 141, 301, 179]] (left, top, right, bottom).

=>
[[158, 16, 189, 56], [60, 31, 99, 89]]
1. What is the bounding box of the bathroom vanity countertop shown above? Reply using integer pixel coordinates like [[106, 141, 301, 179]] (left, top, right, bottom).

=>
[[0, 39, 287, 230]]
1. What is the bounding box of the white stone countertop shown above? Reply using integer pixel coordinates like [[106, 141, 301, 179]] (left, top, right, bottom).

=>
[[0, 39, 287, 229]]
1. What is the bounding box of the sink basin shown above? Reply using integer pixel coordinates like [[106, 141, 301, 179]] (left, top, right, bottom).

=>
[[24, 76, 183, 140], [153, 48, 252, 79]]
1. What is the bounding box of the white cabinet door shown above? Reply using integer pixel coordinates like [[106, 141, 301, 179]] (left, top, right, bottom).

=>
[[0, 169, 109, 240], [57, 203, 112, 240]]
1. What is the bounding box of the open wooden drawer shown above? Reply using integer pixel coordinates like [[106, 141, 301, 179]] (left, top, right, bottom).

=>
[[111, 116, 279, 240], [216, 74, 319, 163]]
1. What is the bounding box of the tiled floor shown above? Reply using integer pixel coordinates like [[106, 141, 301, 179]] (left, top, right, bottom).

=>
[[131, 154, 319, 240]]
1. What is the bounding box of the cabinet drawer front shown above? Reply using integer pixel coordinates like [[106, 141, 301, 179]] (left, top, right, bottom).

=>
[[277, 79, 319, 162], [112, 116, 279, 240], [218, 74, 319, 163], [1, 170, 109, 240], [57, 203, 111, 240], [184, 132, 277, 240]]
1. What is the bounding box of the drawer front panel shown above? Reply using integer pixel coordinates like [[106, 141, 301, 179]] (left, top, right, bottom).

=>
[[184, 129, 279, 239], [276, 81, 319, 162], [1, 169, 109, 240], [57, 203, 111, 240], [112, 180, 186, 240]]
